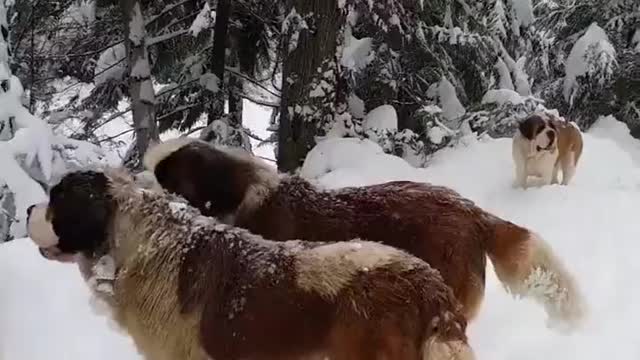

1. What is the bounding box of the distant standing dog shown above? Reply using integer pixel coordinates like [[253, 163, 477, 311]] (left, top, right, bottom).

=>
[[512, 113, 584, 188]]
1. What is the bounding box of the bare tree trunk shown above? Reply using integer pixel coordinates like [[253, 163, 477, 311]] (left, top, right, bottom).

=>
[[207, 0, 231, 125], [227, 34, 243, 128], [277, 0, 343, 172], [120, 0, 159, 170]]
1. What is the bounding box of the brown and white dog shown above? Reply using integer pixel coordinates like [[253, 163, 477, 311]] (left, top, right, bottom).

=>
[[26, 169, 475, 360], [512, 113, 584, 189], [143, 137, 588, 332]]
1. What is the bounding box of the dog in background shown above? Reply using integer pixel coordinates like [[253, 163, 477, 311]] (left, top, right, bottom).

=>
[[512, 113, 584, 189]]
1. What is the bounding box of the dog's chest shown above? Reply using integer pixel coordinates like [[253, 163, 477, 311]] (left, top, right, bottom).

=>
[[525, 150, 557, 176]]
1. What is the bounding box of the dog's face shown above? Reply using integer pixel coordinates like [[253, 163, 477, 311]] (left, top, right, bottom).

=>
[[26, 171, 114, 263], [519, 114, 557, 152]]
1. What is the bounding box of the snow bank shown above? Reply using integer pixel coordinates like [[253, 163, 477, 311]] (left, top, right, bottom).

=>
[[362, 104, 398, 132], [299, 137, 420, 188], [589, 115, 640, 166], [0, 240, 141, 359]]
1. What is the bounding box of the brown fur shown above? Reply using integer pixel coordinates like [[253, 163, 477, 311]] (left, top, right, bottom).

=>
[[32, 169, 475, 360], [143, 139, 587, 331], [550, 116, 584, 174]]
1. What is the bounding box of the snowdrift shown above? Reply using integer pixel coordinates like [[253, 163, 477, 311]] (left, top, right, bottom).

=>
[[2, 117, 640, 359]]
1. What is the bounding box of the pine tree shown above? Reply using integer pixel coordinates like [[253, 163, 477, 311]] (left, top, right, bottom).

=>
[[277, 0, 344, 172]]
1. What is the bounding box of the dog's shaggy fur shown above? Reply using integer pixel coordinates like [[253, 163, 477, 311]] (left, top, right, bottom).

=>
[[26, 169, 475, 360], [144, 138, 588, 331], [512, 113, 584, 188]]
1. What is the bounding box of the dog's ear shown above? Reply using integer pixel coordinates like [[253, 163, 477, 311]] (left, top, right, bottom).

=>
[[519, 115, 543, 140]]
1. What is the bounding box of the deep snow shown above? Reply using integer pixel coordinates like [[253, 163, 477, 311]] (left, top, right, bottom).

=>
[[2, 115, 640, 359]]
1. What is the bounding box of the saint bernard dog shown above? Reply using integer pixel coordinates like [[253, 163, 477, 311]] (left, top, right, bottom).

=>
[[512, 113, 584, 189], [26, 169, 475, 360], [142, 137, 588, 332]]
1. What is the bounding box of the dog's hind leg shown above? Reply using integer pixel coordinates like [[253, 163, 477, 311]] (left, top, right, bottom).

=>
[[561, 153, 576, 185], [551, 162, 561, 185]]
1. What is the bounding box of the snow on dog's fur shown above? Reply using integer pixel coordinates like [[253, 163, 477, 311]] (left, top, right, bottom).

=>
[[143, 137, 588, 332], [26, 168, 474, 360]]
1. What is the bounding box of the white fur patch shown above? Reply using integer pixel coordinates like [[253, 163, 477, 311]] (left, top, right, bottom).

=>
[[424, 339, 476, 360], [27, 203, 59, 248], [505, 232, 587, 332], [295, 240, 405, 298], [142, 137, 200, 172], [133, 170, 163, 192]]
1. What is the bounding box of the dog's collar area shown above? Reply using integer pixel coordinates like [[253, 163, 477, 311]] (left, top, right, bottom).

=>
[[536, 144, 556, 152]]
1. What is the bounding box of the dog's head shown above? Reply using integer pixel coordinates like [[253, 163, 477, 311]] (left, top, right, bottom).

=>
[[143, 138, 279, 219], [518, 114, 558, 152], [26, 171, 115, 263]]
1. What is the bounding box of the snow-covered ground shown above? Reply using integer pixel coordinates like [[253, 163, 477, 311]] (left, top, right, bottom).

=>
[[2, 114, 640, 359]]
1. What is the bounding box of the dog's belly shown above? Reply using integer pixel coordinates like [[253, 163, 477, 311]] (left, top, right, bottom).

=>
[[525, 152, 557, 177]]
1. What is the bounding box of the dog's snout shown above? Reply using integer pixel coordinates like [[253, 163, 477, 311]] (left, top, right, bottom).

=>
[[27, 204, 35, 217]]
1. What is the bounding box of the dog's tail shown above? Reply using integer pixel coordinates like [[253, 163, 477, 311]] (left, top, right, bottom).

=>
[[483, 215, 587, 332]]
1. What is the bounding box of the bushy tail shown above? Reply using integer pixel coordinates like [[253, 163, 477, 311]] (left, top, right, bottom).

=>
[[485, 219, 587, 332]]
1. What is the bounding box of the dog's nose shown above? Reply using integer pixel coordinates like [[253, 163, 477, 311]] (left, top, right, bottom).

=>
[[27, 204, 35, 217]]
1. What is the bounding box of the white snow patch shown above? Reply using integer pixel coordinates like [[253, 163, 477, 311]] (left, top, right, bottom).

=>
[[428, 126, 448, 144], [427, 76, 466, 122], [300, 137, 419, 188], [513, 56, 531, 96], [94, 43, 127, 85], [189, 2, 216, 37], [199, 73, 220, 93], [589, 115, 640, 166], [482, 88, 525, 106], [363, 104, 398, 132], [340, 31, 374, 71], [128, 2, 146, 46], [495, 57, 515, 91], [508, 0, 534, 35], [0, 240, 141, 359], [563, 22, 616, 104]]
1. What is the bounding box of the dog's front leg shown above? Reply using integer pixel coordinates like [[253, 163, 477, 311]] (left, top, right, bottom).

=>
[[513, 160, 528, 189], [551, 163, 561, 185], [540, 165, 554, 187]]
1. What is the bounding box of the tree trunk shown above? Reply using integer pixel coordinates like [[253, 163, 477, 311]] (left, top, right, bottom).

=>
[[227, 34, 243, 128], [120, 0, 159, 170], [207, 0, 231, 125], [277, 0, 342, 172]]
